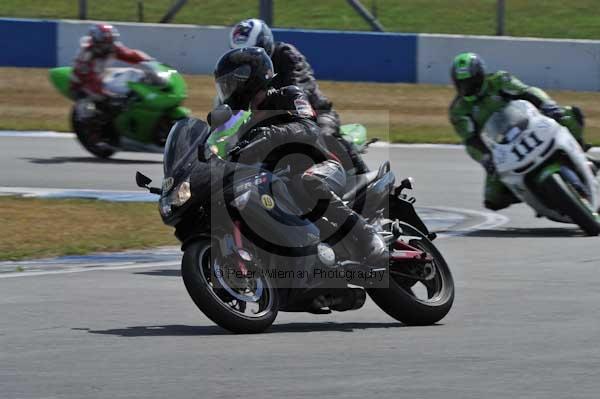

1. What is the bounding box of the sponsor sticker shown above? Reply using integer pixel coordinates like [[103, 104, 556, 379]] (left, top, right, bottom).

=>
[[294, 98, 315, 118], [261, 194, 275, 210]]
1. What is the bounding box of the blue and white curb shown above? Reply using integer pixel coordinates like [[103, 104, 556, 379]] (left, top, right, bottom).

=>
[[0, 186, 158, 202]]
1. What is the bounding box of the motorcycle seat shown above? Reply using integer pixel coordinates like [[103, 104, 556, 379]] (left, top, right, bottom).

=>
[[342, 161, 391, 202], [342, 170, 379, 202]]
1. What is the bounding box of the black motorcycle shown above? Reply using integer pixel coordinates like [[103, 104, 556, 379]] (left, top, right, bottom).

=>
[[136, 117, 454, 333]]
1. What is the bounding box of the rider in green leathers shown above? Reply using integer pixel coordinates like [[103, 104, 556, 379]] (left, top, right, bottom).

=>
[[449, 52, 591, 210]]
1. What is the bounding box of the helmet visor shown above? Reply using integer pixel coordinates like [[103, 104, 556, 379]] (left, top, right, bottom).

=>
[[215, 65, 252, 103], [95, 42, 114, 55], [456, 75, 484, 98]]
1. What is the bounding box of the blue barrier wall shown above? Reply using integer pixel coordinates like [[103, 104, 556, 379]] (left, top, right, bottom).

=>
[[0, 19, 57, 67], [274, 29, 417, 83], [2, 18, 600, 90]]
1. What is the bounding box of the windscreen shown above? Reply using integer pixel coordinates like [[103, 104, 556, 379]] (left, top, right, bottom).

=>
[[163, 118, 211, 178], [482, 101, 530, 144]]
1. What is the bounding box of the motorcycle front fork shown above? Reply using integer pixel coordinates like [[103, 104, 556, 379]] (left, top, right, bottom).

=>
[[218, 221, 252, 277]]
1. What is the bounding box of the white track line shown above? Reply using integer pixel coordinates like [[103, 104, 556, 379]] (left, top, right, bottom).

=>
[[370, 142, 463, 150], [0, 131, 75, 138], [0, 130, 464, 147], [0, 261, 180, 279], [2, 131, 599, 152], [432, 206, 510, 237]]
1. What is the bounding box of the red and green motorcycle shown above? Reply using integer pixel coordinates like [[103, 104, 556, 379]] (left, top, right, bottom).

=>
[[49, 62, 190, 158]]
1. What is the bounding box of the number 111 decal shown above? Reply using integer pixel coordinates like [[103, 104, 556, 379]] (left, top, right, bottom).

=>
[[511, 131, 544, 161]]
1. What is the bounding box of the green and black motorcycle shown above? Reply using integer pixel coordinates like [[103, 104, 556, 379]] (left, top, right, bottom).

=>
[[49, 62, 189, 158]]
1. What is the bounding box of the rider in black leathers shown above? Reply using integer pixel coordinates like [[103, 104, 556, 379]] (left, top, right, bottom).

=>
[[212, 47, 387, 269], [229, 18, 368, 174]]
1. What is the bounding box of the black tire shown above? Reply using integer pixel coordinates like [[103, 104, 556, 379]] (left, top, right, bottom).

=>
[[181, 240, 279, 334], [71, 107, 116, 159], [368, 223, 454, 326], [152, 116, 175, 147], [541, 172, 600, 236]]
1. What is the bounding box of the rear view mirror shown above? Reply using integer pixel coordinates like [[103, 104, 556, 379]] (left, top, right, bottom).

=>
[[135, 171, 152, 188], [208, 104, 233, 128]]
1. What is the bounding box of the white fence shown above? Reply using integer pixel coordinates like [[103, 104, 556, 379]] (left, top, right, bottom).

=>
[[57, 20, 231, 74], [5, 18, 600, 91], [417, 34, 600, 91]]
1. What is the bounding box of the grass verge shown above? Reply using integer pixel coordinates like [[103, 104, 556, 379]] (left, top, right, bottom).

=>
[[2, 1, 600, 39], [0, 197, 176, 261], [3, 67, 600, 145]]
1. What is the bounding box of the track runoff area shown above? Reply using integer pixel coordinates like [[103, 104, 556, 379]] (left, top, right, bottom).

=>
[[0, 130, 508, 276], [3, 132, 600, 399]]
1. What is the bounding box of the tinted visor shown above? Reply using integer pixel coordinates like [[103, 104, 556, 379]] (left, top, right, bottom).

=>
[[455, 74, 484, 98], [215, 65, 252, 103], [91, 41, 114, 56]]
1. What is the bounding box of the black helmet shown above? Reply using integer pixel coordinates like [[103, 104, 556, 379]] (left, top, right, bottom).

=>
[[230, 19, 275, 56], [451, 52, 486, 102], [214, 47, 274, 111]]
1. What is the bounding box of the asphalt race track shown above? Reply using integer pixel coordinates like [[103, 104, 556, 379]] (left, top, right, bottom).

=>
[[2, 134, 600, 399]]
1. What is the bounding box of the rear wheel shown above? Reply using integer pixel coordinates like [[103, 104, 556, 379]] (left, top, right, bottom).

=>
[[368, 223, 454, 325], [71, 106, 116, 159], [181, 240, 279, 334], [541, 172, 600, 236]]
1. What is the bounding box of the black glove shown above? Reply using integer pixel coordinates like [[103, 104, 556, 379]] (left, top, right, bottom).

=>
[[245, 126, 272, 142], [540, 103, 565, 121], [481, 154, 496, 175], [227, 140, 251, 158], [229, 128, 272, 159]]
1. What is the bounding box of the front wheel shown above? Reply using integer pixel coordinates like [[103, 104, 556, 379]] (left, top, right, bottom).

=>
[[181, 240, 279, 334], [368, 223, 454, 325], [541, 172, 600, 236], [152, 116, 176, 147]]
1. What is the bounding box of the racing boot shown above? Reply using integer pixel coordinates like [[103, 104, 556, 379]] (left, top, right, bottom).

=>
[[347, 218, 389, 270], [307, 191, 389, 274], [586, 152, 600, 173]]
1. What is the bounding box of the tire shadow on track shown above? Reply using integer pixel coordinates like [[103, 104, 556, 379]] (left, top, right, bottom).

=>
[[73, 321, 423, 336], [21, 156, 162, 165], [465, 227, 583, 238]]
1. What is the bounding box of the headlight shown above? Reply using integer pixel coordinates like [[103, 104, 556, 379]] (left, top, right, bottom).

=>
[[160, 179, 192, 217], [170, 180, 191, 207], [230, 190, 251, 210]]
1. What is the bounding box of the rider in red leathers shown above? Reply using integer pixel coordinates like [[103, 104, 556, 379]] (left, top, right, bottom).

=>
[[70, 24, 151, 104]]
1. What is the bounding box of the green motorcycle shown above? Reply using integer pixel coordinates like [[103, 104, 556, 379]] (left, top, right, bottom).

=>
[[49, 62, 190, 158]]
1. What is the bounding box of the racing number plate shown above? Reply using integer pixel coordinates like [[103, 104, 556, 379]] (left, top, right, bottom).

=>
[[511, 131, 544, 161]]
